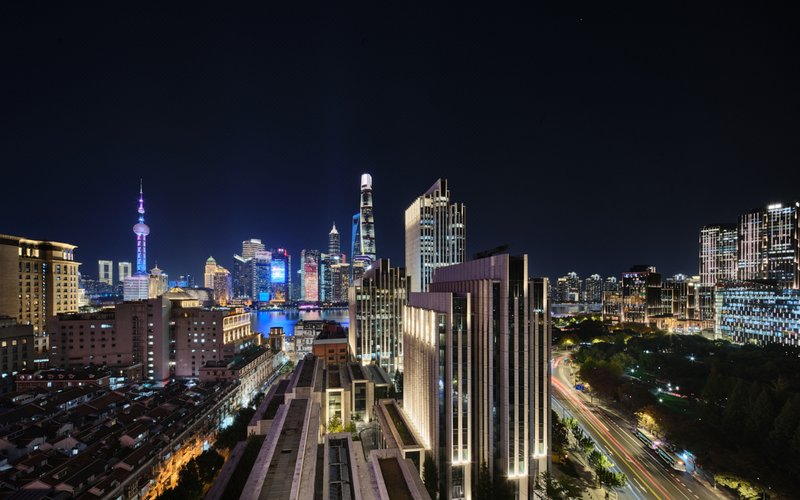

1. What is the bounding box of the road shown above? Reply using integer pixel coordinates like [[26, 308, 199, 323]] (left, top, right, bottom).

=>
[[552, 352, 726, 500]]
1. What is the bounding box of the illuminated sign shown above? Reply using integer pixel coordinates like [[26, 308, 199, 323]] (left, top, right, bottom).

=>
[[258, 291, 271, 302]]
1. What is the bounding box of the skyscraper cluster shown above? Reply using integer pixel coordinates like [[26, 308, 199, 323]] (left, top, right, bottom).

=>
[[551, 272, 614, 304], [348, 177, 551, 499], [700, 202, 800, 345], [599, 201, 800, 343]]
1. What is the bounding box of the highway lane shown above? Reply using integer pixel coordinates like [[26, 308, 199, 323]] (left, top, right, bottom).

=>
[[552, 353, 725, 500]]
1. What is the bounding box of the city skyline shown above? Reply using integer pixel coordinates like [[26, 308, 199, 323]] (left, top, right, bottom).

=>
[[3, 4, 800, 282]]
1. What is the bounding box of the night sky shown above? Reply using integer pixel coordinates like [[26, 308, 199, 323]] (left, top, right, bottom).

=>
[[2, 4, 799, 282]]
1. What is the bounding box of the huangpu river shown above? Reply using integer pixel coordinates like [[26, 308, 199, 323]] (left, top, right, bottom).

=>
[[252, 308, 349, 338]]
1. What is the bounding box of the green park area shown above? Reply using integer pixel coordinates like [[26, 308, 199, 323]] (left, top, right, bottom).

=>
[[556, 317, 800, 498]]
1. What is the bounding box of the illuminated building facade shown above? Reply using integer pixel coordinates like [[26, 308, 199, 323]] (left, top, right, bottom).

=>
[[148, 265, 169, 298], [253, 250, 271, 302], [242, 238, 265, 259], [51, 290, 260, 382], [737, 203, 800, 288], [348, 259, 408, 375], [118, 261, 132, 284], [583, 274, 602, 303], [331, 261, 351, 303], [98, 260, 113, 286], [716, 282, 800, 346], [0, 234, 80, 354], [351, 173, 377, 276], [404, 291, 471, 498], [621, 265, 664, 324], [300, 249, 320, 302], [555, 271, 581, 303], [232, 254, 252, 299], [321, 224, 345, 303], [405, 178, 466, 292], [212, 266, 232, 306], [699, 224, 738, 286], [124, 183, 151, 302], [204, 256, 217, 289], [268, 248, 291, 303], [406, 255, 550, 498], [0, 318, 34, 389], [204, 256, 233, 306]]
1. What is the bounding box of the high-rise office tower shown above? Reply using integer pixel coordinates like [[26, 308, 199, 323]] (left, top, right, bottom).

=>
[[204, 256, 218, 289], [98, 260, 113, 285], [242, 238, 266, 260], [621, 265, 663, 324], [329, 222, 340, 255], [253, 250, 271, 302], [0, 234, 80, 354], [124, 182, 151, 301], [300, 249, 320, 302], [555, 272, 581, 302], [583, 274, 602, 303], [118, 261, 132, 284], [699, 224, 738, 287], [331, 261, 351, 303], [212, 266, 232, 306], [269, 249, 291, 303], [737, 203, 800, 288], [405, 179, 466, 292], [233, 254, 253, 299], [603, 276, 620, 293], [404, 254, 550, 498], [204, 256, 233, 305], [148, 265, 169, 298], [322, 224, 344, 302], [348, 259, 408, 374], [351, 173, 377, 269]]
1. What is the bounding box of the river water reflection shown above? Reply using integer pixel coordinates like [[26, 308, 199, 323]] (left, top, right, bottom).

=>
[[252, 308, 349, 337]]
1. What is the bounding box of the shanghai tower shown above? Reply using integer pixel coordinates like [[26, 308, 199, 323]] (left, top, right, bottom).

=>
[[351, 173, 376, 275]]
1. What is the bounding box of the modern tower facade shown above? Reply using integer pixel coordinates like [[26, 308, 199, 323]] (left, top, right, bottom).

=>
[[621, 265, 664, 324], [204, 256, 232, 305], [699, 224, 738, 287], [583, 274, 602, 303], [348, 259, 408, 375], [118, 261, 132, 284], [204, 256, 217, 289], [0, 234, 80, 354], [322, 223, 344, 303], [351, 173, 377, 269], [242, 238, 266, 260], [404, 254, 550, 499], [716, 282, 800, 346], [300, 249, 320, 302], [148, 266, 169, 298], [124, 183, 151, 302], [98, 260, 113, 286], [269, 248, 291, 303], [232, 254, 253, 299], [253, 250, 272, 302], [329, 223, 340, 256], [737, 203, 800, 288], [405, 179, 466, 292]]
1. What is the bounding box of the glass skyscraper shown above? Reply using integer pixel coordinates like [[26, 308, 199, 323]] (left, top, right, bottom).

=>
[[351, 173, 377, 279], [404, 178, 466, 293]]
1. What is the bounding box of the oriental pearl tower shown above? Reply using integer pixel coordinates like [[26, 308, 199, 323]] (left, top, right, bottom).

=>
[[133, 180, 150, 275]]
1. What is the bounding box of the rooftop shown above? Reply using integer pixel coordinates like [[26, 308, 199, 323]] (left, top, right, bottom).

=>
[[257, 398, 309, 500]]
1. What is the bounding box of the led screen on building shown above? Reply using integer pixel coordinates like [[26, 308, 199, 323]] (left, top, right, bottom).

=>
[[271, 261, 286, 284]]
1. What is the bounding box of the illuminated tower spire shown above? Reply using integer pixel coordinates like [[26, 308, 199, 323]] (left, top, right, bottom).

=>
[[133, 179, 150, 274]]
